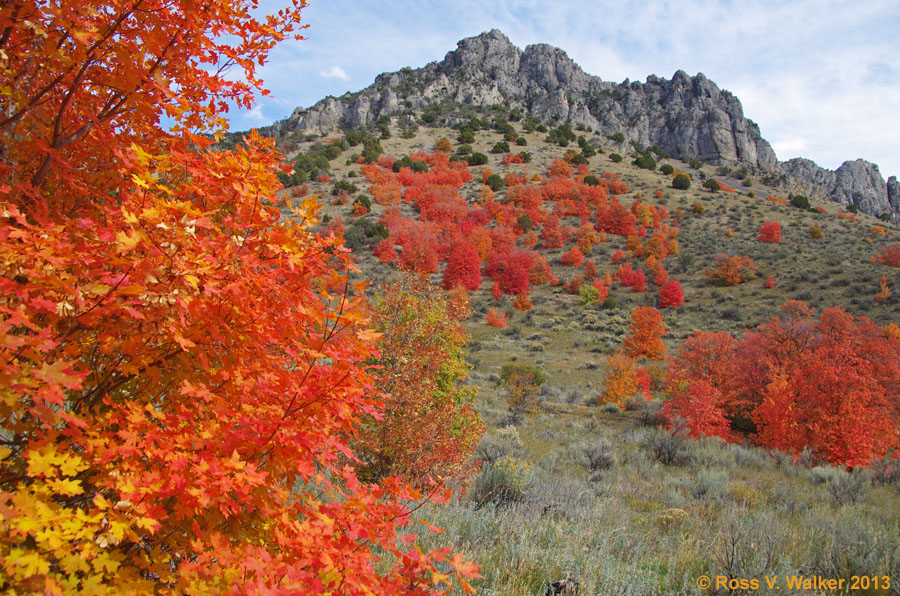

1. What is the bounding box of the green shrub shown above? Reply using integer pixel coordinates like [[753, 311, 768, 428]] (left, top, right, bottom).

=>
[[490, 141, 510, 154], [572, 440, 615, 471], [468, 152, 488, 166], [516, 214, 534, 232], [632, 155, 656, 170], [546, 123, 576, 147], [455, 144, 472, 155], [702, 178, 720, 192], [583, 175, 600, 186], [516, 137, 527, 146], [486, 173, 505, 191], [659, 164, 674, 176], [789, 193, 811, 209], [672, 174, 691, 190], [599, 402, 621, 414], [352, 194, 371, 210], [499, 363, 546, 387], [470, 457, 533, 507], [331, 180, 358, 195], [645, 429, 692, 466], [610, 153, 622, 163], [457, 128, 475, 144], [691, 470, 729, 500], [607, 132, 625, 143], [579, 285, 602, 306]]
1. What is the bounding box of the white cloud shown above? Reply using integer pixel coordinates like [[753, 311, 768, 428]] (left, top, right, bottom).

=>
[[319, 66, 349, 81], [772, 138, 809, 156], [246, 104, 265, 121]]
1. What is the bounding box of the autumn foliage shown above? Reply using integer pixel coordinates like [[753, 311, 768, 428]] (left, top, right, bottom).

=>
[[876, 244, 900, 267], [358, 277, 484, 486], [560, 245, 585, 266], [0, 1, 480, 593], [600, 350, 650, 406], [623, 307, 667, 360], [664, 302, 900, 466], [657, 279, 684, 308], [705, 254, 757, 286], [757, 221, 782, 243], [442, 239, 483, 291]]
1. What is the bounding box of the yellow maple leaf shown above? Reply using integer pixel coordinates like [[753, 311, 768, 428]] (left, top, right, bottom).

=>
[[26, 448, 57, 478], [115, 230, 141, 252], [49, 477, 83, 496]]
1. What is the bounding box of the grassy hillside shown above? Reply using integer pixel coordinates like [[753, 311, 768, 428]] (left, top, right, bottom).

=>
[[276, 121, 900, 595]]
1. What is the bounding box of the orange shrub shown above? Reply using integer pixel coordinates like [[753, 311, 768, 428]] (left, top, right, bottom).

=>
[[705, 254, 757, 286], [486, 307, 509, 328], [877, 244, 900, 267], [600, 350, 650, 406]]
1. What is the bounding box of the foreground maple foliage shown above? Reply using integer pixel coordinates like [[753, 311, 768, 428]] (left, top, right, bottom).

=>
[[0, 0, 479, 593]]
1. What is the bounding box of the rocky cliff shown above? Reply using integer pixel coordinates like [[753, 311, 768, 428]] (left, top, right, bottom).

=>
[[777, 158, 896, 221], [265, 29, 898, 222]]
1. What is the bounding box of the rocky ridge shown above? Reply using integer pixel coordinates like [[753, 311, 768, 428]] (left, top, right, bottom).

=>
[[265, 29, 898, 222]]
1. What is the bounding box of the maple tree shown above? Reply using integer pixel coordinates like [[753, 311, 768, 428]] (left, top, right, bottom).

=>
[[600, 350, 650, 406], [442, 239, 483, 291], [657, 279, 684, 308], [623, 307, 667, 360], [663, 303, 900, 466], [0, 1, 480, 593], [876, 243, 900, 267], [357, 277, 484, 486], [560, 245, 585, 266], [757, 221, 782, 243], [705, 254, 757, 286]]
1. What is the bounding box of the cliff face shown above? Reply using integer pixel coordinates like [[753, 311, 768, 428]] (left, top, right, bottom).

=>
[[266, 29, 897, 222], [778, 158, 896, 221], [272, 29, 776, 170]]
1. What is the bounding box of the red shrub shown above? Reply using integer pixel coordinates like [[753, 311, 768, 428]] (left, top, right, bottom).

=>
[[757, 221, 782, 243], [876, 244, 900, 267], [560, 245, 585, 266], [658, 280, 684, 308], [442, 240, 482, 291]]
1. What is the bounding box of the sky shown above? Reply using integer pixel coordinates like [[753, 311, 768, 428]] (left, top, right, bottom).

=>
[[231, 0, 900, 179]]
